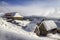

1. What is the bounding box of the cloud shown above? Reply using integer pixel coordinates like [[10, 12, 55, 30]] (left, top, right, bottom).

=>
[[0, 1, 60, 18], [0, 3, 54, 16]]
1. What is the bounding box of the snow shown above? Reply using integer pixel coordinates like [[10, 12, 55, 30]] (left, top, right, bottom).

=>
[[0, 18, 40, 40], [43, 20, 57, 31], [0, 12, 5, 16], [13, 12, 23, 17], [47, 33, 60, 39], [0, 18, 59, 40], [25, 23, 37, 32], [15, 20, 30, 27]]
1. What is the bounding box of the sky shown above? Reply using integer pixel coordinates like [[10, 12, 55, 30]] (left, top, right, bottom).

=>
[[0, 0, 60, 7], [0, 0, 60, 18]]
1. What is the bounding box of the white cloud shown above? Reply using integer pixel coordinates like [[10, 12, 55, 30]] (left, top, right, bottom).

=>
[[0, 5, 55, 16], [0, 1, 60, 18]]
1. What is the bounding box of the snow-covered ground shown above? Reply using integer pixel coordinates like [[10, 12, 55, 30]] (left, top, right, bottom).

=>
[[0, 18, 59, 40]]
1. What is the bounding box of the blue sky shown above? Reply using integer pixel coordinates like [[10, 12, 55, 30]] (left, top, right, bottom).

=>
[[0, 0, 35, 5], [0, 0, 60, 7]]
